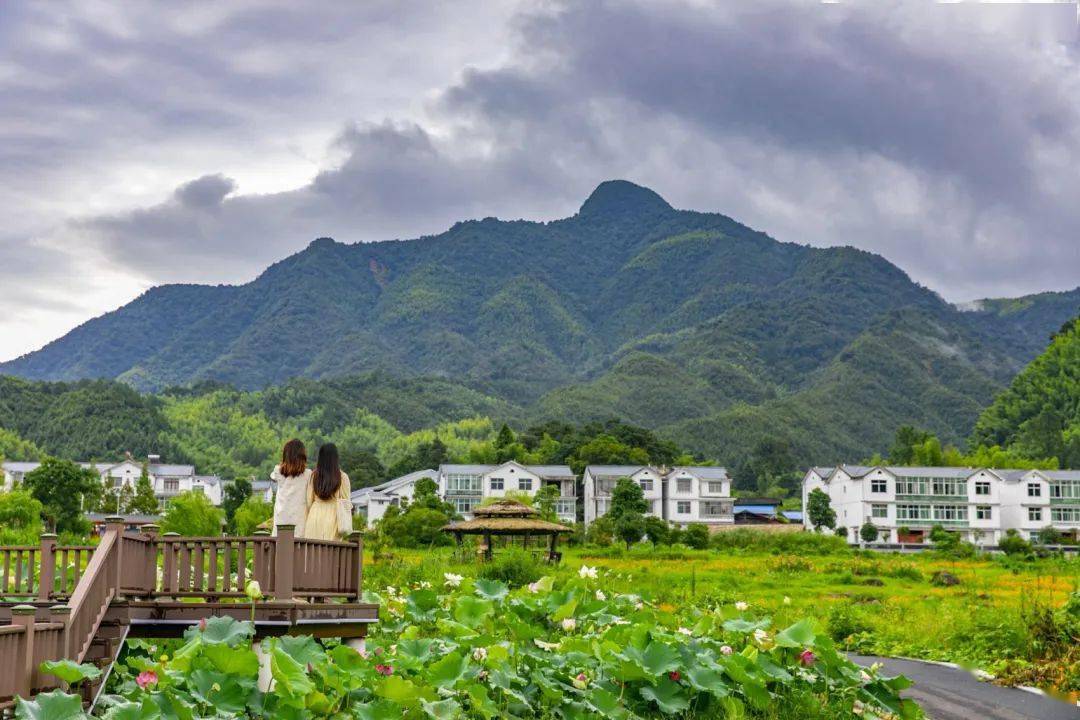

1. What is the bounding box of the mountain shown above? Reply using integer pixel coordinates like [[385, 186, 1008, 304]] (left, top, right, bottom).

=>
[[969, 316, 1080, 466], [2, 180, 1077, 463]]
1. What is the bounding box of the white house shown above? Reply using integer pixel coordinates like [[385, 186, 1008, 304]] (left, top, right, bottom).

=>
[[803, 465, 1080, 544], [351, 469, 436, 527], [583, 465, 732, 527], [2, 454, 223, 507], [439, 462, 576, 522]]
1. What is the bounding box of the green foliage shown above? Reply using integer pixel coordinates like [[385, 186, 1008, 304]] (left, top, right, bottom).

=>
[[160, 491, 224, 536], [859, 522, 879, 543], [476, 548, 542, 588], [24, 457, 97, 534], [615, 511, 646, 549], [682, 523, 710, 550], [233, 495, 273, 536], [999, 529, 1034, 557], [128, 466, 159, 515], [533, 484, 560, 521], [643, 515, 670, 546], [0, 490, 44, 544], [222, 477, 252, 528], [82, 564, 917, 720], [807, 489, 836, 531], [608, 477, 648, 524], [0, 426, 40, 462], [379, 505, 452, 549], [971, 316, 1080, 465]]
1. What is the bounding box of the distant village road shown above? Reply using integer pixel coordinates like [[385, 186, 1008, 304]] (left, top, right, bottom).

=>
[[849, 654, 1079, 720]]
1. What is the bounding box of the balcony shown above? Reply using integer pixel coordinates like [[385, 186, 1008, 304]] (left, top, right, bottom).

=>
[[555, 497, 577, 519], [1050, 497, 1080, 505], [897, 518, 969, 527], [894, 494, 967, 502]]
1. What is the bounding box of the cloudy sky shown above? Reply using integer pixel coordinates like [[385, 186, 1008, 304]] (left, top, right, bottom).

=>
[[1, 1, 1078, 362]]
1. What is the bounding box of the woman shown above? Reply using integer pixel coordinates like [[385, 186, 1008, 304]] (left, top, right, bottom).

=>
[[305, 443, 353, 540], [270, 439, 312, 537]]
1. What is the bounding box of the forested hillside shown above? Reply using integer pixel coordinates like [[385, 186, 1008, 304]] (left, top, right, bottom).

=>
[[1, 181, 1077, 465], [970, 316, 1080, 467]]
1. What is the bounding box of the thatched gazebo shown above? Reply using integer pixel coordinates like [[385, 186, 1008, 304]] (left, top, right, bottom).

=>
[[442, 499, 571, 562]]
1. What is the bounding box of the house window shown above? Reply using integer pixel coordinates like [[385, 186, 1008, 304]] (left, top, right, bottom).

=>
[[453, 497, 479, 514], [870, 504, 888, 519], [677, 479, 692, 494], [164, 479, 179, 493], [113, 477, 124, 488], [896, 477, 928, 496], [1028, 507, 1042, 522], [1051, 507, 1080, 523], [931, 478, 963, 497], [1027, 483, 1042, 498], [446, 474, 482, 494], [870, 479, 887, 493], [701, 501, 730, 517], [639, 478, 653, 492], [974, 481, 991, 496], [931, 505, 967, 521], [517, 478, 533, 491], [707, 481, 725, 494], [676, 501, 691, 515], [490, 478, 504, 491], [975, 506, 991, 520], [1050, 481, 1080, 499]]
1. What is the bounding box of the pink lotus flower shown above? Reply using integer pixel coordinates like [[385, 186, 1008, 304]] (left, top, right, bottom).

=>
[[799, 649, 816, 666], [668, 671, 681, 682], [136, 670, 158, 689], [198, 618, 207, 631], [720, 645, 734, 655], [375, 664, 393, 676]]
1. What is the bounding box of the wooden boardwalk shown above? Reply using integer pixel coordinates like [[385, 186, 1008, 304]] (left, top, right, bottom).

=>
[[0, 519, 378, 708]]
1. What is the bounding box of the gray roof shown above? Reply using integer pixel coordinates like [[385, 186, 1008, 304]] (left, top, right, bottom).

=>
[[3, 460, 196, 476], [1034, 469, 1080, 481], [352, 469, 437, 502], [810, 467, 835, 477], [672, 466, 729, 480], [440, 463, 574, 478], [251, 479, 276, 490], [193, 475, 221, 485], [147, 463, 195, 476], [2, 461, 40, 472], [585, 465, 652, 478], [886, 466, 973, 478]]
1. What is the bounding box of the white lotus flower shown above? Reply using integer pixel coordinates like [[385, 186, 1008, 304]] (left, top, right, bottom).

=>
[[561, 618, 577, 632], [735, 601, 748, 611], [444, 573, 463, 588], [753, 629, 770, 644], [859, 670, 872, 682], [534, 639, 560, 651], [720, 644, 733, 655], [244, 579, 263, 601], [677, 627, 693, 636], [579, 565, 598, 579], [595, 590, 606, 601], [528, 581, 541, 593], [472, 647, 488, 662]]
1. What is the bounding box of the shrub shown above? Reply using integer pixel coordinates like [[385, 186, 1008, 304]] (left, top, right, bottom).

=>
[[380, 506, 452, 548], [859, 522, 879, 543], [161, 491, 224, 537], [683, 523, 710, 550], [886, 562, 922, 582], [476, 548, 541, 588], [999, 529, 1033, 557], [585, 515, 614, 547], [834, 526, 848, 539], [709, 529, 849, 555], [827, 603, 872, 642]]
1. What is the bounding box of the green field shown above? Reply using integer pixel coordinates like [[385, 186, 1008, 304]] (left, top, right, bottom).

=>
[[366, 537, 1080, 699]]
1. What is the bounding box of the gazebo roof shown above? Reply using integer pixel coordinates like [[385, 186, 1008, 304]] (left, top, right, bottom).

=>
[[442, 499, 571, 535]]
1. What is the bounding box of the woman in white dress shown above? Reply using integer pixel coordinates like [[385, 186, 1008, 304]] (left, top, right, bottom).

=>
[[270, 439, 312, 536]]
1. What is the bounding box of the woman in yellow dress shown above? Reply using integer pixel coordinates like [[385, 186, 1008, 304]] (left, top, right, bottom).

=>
[[304, 443, 353, 541]]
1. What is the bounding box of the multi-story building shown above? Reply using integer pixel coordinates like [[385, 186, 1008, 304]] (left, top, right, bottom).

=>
[[1, 454, 222, 507], [803, 465, 1080, 543], [351, 469, 437, 526], [439, 462, 577, 522], [583, 465, 733, 527]]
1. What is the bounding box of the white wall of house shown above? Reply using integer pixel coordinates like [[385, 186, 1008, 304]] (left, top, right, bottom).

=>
[[583, 465, 732, 526]]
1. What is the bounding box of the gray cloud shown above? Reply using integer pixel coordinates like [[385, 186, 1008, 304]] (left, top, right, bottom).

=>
[[1, 0, 1079, 359]]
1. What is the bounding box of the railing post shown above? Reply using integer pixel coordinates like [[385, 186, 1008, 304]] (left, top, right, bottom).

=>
[[50, 604, 71, 661], [12, 605, 36, 697], [273, 524, 294, 601], [38, 533, 58, 601], [349, 531, 364, 599], [105, 516, 125, 594], [141, 524, 160, 596]]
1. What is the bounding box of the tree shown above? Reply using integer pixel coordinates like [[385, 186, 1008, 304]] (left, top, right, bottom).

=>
[[683, 523, 710, 550], [338, 448, 385, 489], [888, 426, 933, 465], [643, 515, 669, 546], [0, 490, 44, 544], [495, 424, 515, 449], [999, 529, 1032, 556], [160, 491, 224, 537], [806, 488, 836, 531], [859, 522, 879, 544], [222, 478, 253, 529], [608, 477, 648, 523], [534, 484, 560, 522], [129, 465, 160, 514], [567, 435, 649, 475], [1035, 526, 1061, 546], [615, 511, 646, 549], [233, 495, 273, 536], [379, 506, 452, 548], [584, 514, 614, 547], [24, 457, 98, 534]]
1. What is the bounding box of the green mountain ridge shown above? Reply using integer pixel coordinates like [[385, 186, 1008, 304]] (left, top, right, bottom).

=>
[[1, 180, 1077, 463]]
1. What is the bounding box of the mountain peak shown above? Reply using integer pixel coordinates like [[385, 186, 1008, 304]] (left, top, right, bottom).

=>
[[578, 180, 673, 218]]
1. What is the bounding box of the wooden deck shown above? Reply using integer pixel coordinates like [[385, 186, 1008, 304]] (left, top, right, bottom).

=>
[[0, 519, 378, 709]]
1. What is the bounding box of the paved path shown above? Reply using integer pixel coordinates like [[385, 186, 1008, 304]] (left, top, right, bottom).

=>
[[849, 655, 1079, 720]]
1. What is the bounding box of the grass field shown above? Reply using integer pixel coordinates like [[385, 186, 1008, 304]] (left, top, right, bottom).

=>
[[365, 537, 1080, 699]]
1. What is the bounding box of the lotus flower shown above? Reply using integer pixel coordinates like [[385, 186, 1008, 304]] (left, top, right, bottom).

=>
[[734, 601, 748, 611], [244, 579, 263, 601], [375, 664, 393, 676], [799, 649, 816, 666], [136, 670, 158, 689], [444, 573, 463, 588], [668, 671, 681, 682], [572, 672, 588, 689], [720, 645, 733, 655], [578, 565, 598, 579], [595, 590, 606, 601], [677, 627, 693, 636], [472, 647, 488, 662], [561, 618, 577, 632]]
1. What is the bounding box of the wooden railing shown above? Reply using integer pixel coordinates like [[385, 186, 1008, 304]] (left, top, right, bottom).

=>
[[0, 519, 366, 708]]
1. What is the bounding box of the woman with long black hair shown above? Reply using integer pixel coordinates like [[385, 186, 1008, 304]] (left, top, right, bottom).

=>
[[304, 443, 353, 540]]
